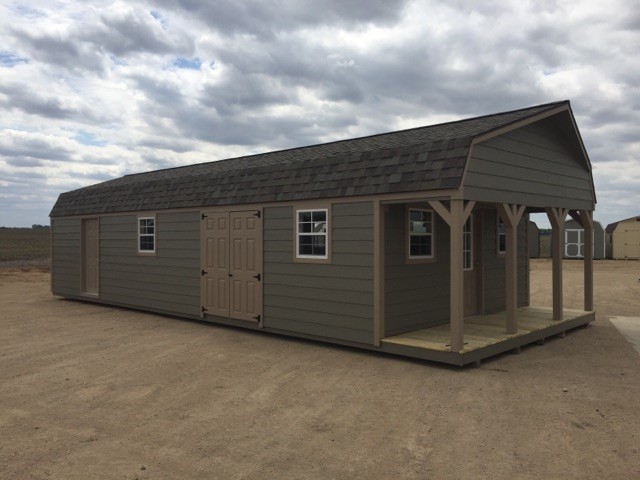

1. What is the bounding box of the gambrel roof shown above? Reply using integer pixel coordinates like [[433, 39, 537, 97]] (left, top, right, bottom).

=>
[[50, 100, 576, 217]]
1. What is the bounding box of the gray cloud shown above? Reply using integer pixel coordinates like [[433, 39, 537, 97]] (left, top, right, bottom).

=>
[[156, 0, 408, 38]]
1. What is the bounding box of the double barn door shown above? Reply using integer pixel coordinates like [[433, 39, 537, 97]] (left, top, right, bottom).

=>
[[201, 210, 262, 323]]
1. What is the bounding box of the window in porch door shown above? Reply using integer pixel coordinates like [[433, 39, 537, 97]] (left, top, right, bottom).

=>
[[463, 215, 473, 270]]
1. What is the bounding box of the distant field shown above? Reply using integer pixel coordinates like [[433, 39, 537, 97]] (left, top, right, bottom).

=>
[[0, 228, 51, 262]]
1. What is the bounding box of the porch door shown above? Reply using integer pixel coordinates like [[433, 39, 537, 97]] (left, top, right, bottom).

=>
[[202, 210, 262, 322], [82, 218, 99, 295], [463, 213, 482, 317]]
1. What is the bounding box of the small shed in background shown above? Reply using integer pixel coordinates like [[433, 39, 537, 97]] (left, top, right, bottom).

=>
[[606, 215, 640, 259], [528, 221, 540, 258], [563, 219, 605, 259]]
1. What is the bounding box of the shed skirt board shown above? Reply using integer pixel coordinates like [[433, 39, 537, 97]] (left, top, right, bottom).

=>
[[381, 306, 595, 365]]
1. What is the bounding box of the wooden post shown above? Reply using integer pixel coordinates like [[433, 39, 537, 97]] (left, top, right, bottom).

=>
[[373, 201, 386, 346], [546, 207, 569, 320], [497, 203, 526, 334], [579, 210, 594, 311], [428, 199, 475, 352]]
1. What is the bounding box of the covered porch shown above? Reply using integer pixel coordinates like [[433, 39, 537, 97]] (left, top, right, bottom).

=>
[[380, 306, 594, 366], [371, 195, 596, 366]]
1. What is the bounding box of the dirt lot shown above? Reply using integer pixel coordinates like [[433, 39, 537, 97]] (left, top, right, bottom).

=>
[[1, 260, 639, 479]]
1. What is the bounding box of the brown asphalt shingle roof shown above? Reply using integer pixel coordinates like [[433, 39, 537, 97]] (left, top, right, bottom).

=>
[[50, 101, 568, 217]]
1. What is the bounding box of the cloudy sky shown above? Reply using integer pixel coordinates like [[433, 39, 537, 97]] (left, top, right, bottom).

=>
[[0, 0, 638, 228]]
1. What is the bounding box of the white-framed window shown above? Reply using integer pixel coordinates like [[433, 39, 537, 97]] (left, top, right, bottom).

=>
[[497, 216, 506, 254], [408, 209, 434, 258], [296, 209, 328, 259], [463, 214, 473, 270], [138, 217, 155, 253]]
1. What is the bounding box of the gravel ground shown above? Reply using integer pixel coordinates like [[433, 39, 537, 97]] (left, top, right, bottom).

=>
[[0, 259, 639, 479]]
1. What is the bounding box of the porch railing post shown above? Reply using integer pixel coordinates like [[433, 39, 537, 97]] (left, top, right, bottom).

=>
[[497, 203, 526, 334], [546, 207, 568, 320], [449, 199, 465, 352], [579, 210, 594, 311]]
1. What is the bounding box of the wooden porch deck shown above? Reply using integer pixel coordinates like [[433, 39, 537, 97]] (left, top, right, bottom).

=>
[[380, 306, 595, 366]]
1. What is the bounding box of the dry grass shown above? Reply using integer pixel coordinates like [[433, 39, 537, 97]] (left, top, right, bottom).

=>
[[0, 228, 51, 263]]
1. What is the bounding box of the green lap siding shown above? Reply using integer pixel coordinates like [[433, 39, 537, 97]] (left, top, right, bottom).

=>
[[263, 202, 374, 345], [465, 117, 595, 210], [384, 204, 451, 336], [51, 217, 81, 296], [99, 211, 201, 317], [482, 208, 529, 313]]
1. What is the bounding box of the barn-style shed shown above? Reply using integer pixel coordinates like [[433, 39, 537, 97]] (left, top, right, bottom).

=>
[[50, 100, 597, 366], [605, 215, 640, 259], [563, 219, 606, 259]]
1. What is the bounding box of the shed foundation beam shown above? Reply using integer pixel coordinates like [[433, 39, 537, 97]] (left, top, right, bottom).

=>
[[546, 207, 569, 320]]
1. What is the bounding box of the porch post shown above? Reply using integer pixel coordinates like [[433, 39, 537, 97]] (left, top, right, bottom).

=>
[[428, 198, 475, 353], [497, 203, 526, 334], [546, 207, 569, 320], [579, 210, 594, 311], [373, 200, 386, 346], [449, 199, 465, 352]]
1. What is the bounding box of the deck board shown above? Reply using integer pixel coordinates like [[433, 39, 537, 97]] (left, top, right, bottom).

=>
[[381, 306, 594, 357]]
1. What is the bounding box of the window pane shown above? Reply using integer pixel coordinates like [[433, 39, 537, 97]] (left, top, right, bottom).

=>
[[312, 211, 326, 222], [139, 235, 154, 251], [299, 211, 311, 222], [312, 236, 326, 256], [313, 221, 326, 233], [299, 222, 312, 233], [410, 235, 432, 257]]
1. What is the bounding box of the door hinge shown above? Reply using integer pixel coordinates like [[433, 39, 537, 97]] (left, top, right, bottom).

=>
[[253, 315, 261, 322], [253, 273, 261, 281], [201, 269, 207, 276], [201, 213, 208, 220], [228, 273, 233, 277], [202, 306, 208, 313], [253, 211, 261, 218]]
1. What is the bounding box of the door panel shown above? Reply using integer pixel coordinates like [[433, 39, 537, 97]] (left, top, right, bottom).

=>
[[202, 210, 262, 322], [82, 218, 99, 295], [203, 213, 230, 317], [229, 211, 262, 322]]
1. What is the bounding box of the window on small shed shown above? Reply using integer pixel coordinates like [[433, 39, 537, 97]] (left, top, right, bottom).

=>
[[138, 217, 155, 253], [296, 209, 328, 258], [497, 216, 506, 254], [408, 209, 434, 258]]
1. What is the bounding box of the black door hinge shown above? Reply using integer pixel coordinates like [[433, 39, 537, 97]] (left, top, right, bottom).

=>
[[253, 273, 261, 281], [201, 213, 208, 220], [201, 269, 207, 276], [253, 315, 261, 322], [202, 306, 208, 313], [253, 211, 261, 218]]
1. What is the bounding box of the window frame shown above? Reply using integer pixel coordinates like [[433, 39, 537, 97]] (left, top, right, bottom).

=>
[[406, 207, 435, 263], [497, 215, 506, 255], [138, 216, 156, 255], [294, 207, 330, 263]]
